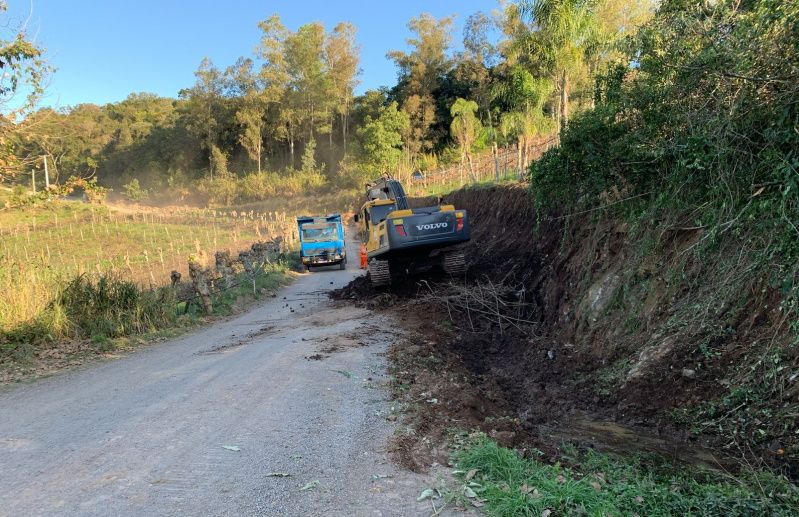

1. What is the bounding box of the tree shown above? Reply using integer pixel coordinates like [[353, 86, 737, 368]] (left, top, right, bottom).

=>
[[450, 98, 481, 180], [0, 2, 50, 118], [300, 136, 320, 173], [179, 58, 225, 178], [518, 0, 601, 128], [1, 2, 52, 181], [496, 67, 553, 172], [236, 103, 265, 173], [257, 16, 353, 169], [388, 14, 454, 161], [228, 58, 266, 173], [355, 101, 409, 176], [257, 15, 295, 167], [463, 12, 499, 68], [285, 23, 332, 142], [324, 22, 360, 152]]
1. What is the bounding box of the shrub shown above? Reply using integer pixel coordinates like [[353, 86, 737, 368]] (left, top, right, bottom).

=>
[[57, 275, 177, 339], [122, 178, 148, 202]]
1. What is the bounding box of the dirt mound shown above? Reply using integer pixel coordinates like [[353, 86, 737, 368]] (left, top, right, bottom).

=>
[[330, 270, 444, 309], [330, 274, 376, 301]]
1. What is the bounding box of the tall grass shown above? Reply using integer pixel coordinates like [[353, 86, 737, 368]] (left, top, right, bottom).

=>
[[0, 259, 295, 362], [0, 200, 298, 362], [0, 201, 295, 331]]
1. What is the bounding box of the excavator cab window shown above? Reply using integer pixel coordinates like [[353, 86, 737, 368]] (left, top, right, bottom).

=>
[[369, 204, 396, 225]]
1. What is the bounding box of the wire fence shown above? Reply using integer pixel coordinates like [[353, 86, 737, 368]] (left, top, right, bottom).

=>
[[409, 138, 558, 190]]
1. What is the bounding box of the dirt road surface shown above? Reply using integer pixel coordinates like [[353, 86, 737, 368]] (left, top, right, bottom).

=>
[[0, 245, 448, 516]]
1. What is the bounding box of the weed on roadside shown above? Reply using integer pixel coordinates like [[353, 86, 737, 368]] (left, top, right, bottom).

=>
[[455, 435, 799, 516]]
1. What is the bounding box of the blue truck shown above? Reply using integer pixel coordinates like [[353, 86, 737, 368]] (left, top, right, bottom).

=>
[[296, 214, 347, 271]]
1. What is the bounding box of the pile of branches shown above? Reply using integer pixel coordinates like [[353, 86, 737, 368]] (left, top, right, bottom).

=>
[[418, 279, 538, 335]]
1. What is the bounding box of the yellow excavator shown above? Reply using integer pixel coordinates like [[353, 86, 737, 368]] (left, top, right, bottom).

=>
[[354, 177, 471, 286]]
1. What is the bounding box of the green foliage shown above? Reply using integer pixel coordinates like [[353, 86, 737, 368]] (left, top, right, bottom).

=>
[[65, 177, 109, 204], [457, 436, 799, 516], [450, 98, 481, 155], [209, 144, 229, 178], [197, 175, 237, 206], [199, 169, 327, 206], [0, 2, 52, 117], [678, 350, 799, 460], [355, 101, 409, 175], [530, 0, 799, 470], [300, 137, 320, 174], [0, 257, 293, 362], [122, 178, 148, 202], [387, 13, 454, 157], [58, 275, 177, 339], [531, 0, 799, 299]]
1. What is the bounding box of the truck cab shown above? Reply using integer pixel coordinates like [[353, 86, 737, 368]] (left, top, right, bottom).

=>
[[296, 214, 346, 271]]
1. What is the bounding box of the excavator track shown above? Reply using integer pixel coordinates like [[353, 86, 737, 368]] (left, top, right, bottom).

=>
[[368, 259, 391, 286], [442, 251, 467, 276]]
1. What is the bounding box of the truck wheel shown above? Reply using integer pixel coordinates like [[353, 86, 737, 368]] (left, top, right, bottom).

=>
[[339, 260, 346, 270], [368, 259, 391, 286], [443, 251, 467, 276], [306, 265, 312, 272]]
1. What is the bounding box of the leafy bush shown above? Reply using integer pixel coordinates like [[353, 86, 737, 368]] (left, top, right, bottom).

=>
[[236, 170, 327, 203], [530, 0, 799, 316], [122, 178, 148, 202], [532, 0, 799, 229], [57, 275, 177, 339], [197, 175, 238, 205]]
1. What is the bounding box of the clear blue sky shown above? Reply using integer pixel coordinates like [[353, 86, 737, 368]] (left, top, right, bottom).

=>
[[6, 0, 499, 109]]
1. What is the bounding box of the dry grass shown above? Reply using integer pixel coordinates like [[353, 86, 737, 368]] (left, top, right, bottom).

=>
[[0, 199, 295, 336]]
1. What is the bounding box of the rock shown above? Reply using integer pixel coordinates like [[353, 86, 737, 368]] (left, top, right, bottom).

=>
[[579, 272, 621, 324], [546, 350, 556, 360], [386, 414, 397, 422], [681, 368, 697, 380], [489, 430, 516, 446], [626, 336, 678, 382]]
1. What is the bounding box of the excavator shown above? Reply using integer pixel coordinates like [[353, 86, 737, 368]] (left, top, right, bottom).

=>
[[354, 177, 471, 286]]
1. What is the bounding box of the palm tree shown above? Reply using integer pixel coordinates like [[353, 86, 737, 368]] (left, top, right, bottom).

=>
[[519, 0, 600, 128]]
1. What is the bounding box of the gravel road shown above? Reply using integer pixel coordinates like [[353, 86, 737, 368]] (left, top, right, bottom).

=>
[[0, 244, 449, 516]]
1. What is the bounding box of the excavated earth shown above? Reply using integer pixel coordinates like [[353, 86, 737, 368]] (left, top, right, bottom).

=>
[[332, 184, 798, 479]]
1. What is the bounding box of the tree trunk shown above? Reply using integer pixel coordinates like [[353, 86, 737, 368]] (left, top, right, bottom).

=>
[[341, 112, 348, 153], [257, 140, 262, 174], [560, 71, 570, 128], [517, 137, 523, 177], [466, 153, 476, 182], [522, 137, 529, 172]]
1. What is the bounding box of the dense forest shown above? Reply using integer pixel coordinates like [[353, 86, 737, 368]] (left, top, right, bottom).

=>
[[1, 0, 655, 204]]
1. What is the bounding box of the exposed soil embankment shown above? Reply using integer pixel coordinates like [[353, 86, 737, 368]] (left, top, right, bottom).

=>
[[335, 184, 798, 478]]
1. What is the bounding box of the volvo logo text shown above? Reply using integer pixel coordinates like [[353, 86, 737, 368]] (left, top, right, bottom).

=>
[[416, 222, 448, 231]]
